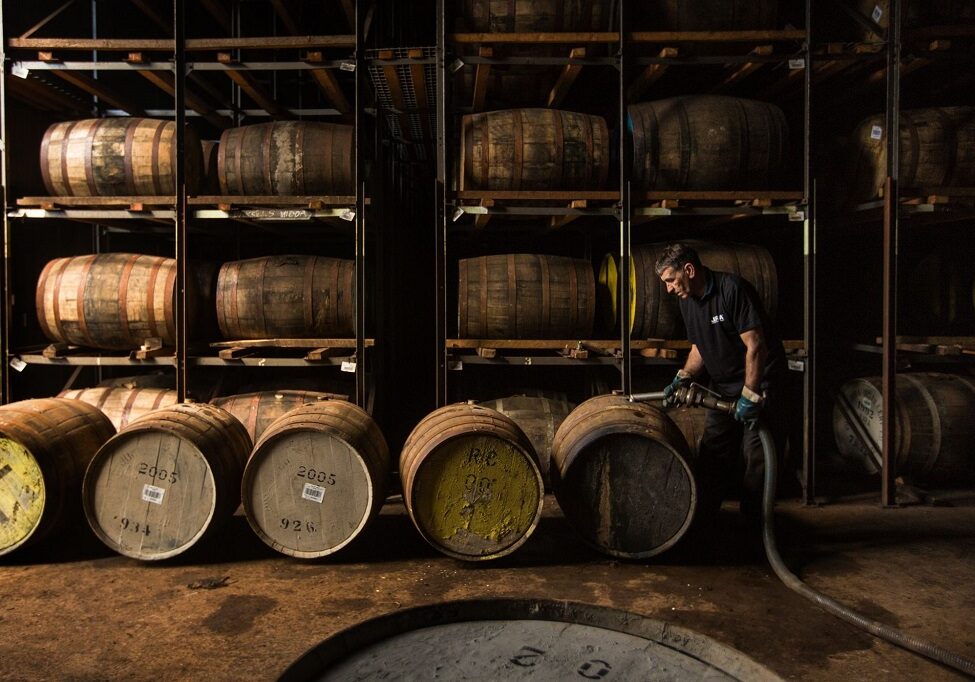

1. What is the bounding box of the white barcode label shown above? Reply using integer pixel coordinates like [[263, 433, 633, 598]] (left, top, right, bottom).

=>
[[340, 360, 357, 373], [142, 484, 165, 505], [787, 359, 805, 372], [302, 482, 326, 503], [339, 61, 356, 72], [448, 360, 463, 371], [9, 357, 26, 372], [870, 125, 883, 140], [11, 63, 29, 79], [788, 58, 805, 70], [871, 5, 883, 23]]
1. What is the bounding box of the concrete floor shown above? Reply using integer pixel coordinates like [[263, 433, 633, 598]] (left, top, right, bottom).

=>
[[0, 496, 973, 681]]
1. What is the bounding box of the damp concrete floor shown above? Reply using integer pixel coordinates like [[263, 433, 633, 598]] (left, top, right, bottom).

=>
[[0, 496, 973, 681]]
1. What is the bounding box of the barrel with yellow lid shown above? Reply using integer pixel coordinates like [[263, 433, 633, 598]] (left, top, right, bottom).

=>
[[0, 398, 115, 556], [400, 403, 543, 561]]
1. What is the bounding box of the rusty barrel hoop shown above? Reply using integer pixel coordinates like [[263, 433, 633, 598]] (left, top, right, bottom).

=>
[[242, 401, 390, 558], [551, 395, 697, 559], [82, 403, 252, 560], [400, 403, 544, 561], [0, 399, 115, 556]]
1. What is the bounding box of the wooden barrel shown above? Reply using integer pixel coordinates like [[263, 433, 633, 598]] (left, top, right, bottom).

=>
[[637, 0, 776, 31], [478, 395, 574, 490], [854, 1, 975, 40], [36, 253, 194, 350], [847, 107, 975, 203], [242, 401, 389, 558], [459, 0, 609, 31], [628, 96, 788, 191], [832, 372, 975, 485], [458, 254, 595, 339], [40, 118, 202, 196], [400, 403, 544, 561], [598, 241, 777, 339], [666, 406, 709, 457], [551, 394, 697, 558], [457, 68, 555, 109], [82, 403, 252, 560], [904, 252, 975, 333], [58, 387, 178, 431], [0, 399, 115, 556], [200, 140, 220, 193], [211, 390, 344, 444], [218, 122, 354, 196], [216, 255, 355, 340], [460, 109, 609, 191]]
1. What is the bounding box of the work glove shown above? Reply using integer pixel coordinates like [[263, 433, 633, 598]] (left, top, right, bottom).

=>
[[662, 370, 693, 407], [734, 387, 765, 430]]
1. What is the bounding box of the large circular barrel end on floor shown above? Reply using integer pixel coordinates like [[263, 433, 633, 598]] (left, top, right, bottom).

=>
[[82, 403, 252, 561], [552, 395, 697, 559], [242, 401, 390, 559], [400, 404, 544, 561], [0, 399, 115, 556]]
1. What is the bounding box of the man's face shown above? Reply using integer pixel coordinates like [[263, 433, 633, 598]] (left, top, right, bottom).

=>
[[659, 264, 692, 298]]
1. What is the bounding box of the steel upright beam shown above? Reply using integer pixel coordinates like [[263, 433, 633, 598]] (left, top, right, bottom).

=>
[[881, 0, 901, 507], [0, 8, 9, 402], [618, 0, 632, 395], [802, 0, 816, 504], [174, 0, 188, 402], [354, 0, 367, 408], [435, 0, 448, 407]]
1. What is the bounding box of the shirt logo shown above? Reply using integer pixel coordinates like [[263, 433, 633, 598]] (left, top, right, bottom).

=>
[[710, 314, 726, 325]]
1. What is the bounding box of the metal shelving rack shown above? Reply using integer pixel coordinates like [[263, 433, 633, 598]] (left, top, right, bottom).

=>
[[0, 0, 373, 408]]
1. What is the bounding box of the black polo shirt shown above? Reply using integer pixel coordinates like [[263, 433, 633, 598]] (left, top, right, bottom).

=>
[[678, 268, 785, 398]]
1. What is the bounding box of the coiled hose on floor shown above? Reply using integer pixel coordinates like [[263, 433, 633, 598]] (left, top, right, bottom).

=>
[[756, 426, 975, 677]]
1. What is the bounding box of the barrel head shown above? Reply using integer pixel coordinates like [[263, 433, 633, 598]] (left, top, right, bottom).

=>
[[243, 429, 374, 558], [410, 434, 543, 561], [83, 430, 216, 560], [0, 439, 46, 555]]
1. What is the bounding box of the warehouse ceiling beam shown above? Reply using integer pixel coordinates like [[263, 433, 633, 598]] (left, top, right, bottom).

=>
[[712, 44, 773, 93], [271, 0, 301, 36], [217, 53, 289, 119], [4, 74, 90, 114], [130, 56, 232, 129], [304, 51, 351, 115], [18, 0, 77, 39], [471, 47, 492, 113], [547, 47, 586, 107], [200, 0, 233, 34], [627, 47, 676, 101], [39, 56, 146, 116], [129, 0, 172, 34], [339, 0, 355, 32], [8, 36, 357, 51]]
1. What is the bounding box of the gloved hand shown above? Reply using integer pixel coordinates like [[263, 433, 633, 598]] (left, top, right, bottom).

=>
[[662, 370, 693, 407], [734, 388, 765, 430]]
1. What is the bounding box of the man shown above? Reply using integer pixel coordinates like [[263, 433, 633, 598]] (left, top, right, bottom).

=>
[[655, 242, 787, 521]]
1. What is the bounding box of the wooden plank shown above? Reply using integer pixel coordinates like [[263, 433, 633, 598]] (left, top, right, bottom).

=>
[[472, 199, 494, 229], [218, 347, 255, 360], [638, 190, 803, 201], [471, 47, 492, 113], [19, 196, 176, 207], [7, 36, 356, 51], [875, 335, 975, 347], [713, 45, 773, 93], [19, 0, 77, 40], [456, 190, 619, 201], [629, 30, 806, 43], [3, 74, 89, 115], [627, 47, 676, 101], [188, 195, 357, 205], [218, 54, 288, 118], [548, 200, 586, 229], [48, 70, 146, 116], [137, 68, 232, 129], [451, 32, 619, 44], [209, 338, 374, 350], [305, 52, 352, 114], [547, 47, 586, 107]]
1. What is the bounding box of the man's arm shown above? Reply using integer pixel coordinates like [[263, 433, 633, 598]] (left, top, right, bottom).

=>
[[682, 344, 705, 378], [740, 327, 767, 398]]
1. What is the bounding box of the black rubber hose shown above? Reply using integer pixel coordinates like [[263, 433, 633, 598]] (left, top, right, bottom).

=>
[[757, 426, 975, 677]]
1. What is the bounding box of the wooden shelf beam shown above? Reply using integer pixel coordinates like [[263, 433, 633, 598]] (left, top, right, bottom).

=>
[[8, 36, 356, 51], [130, 0, 172, 34], [547, 47, 586, 107], [471, 46, 492, 113], [713, 44, 773, 93], [47, 69, 145, 116], [218, 53, 288, 118], [134, 62, 232, 129], [305, 52, 351, 115], [627, 47, 676, 101]]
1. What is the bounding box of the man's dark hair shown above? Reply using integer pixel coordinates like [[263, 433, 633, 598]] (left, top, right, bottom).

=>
[[654, 243, 702, 276]]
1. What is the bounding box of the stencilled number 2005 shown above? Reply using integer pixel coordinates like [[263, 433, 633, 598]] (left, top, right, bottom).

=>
[[296, 466, 336, 485], [138, 462, 179, 484]]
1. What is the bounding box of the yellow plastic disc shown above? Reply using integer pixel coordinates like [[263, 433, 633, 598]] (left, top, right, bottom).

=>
[[0, 438, 46, 554]]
